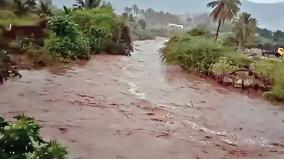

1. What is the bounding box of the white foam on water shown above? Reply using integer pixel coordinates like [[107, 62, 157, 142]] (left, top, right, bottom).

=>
[[127, 81, 146, 99], [184, 120, 271, 147]]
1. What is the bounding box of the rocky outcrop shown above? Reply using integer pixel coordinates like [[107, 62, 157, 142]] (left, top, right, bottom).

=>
[[214, 69, 271, 93]]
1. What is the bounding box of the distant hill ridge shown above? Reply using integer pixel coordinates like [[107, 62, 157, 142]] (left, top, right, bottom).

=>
[[52, 0, 284, 30]]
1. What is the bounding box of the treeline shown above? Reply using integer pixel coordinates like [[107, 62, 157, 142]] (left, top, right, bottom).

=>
[[255, 28, 284, 49], [123, 4, 182, 28]]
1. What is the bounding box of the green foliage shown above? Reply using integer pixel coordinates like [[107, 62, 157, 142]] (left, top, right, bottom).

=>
[[47, 16, 79, 39], [210, 57, 239, 76], [45, 33, 89, 60], [162, 35, 226, 74], [188, 28, 210, 37], [46, 16, 90, 60], [38, 1, 53, 17], [233, 12, 257, 49], [207, 0, 241, 39], [27, 141, 68, 159], [13, 0, 36, 16], [87, 27, 111, 53], [70, 8, 122, 53], [225, 51, 252, 67], [262, 62, 284, 101], [0, 115, 68, 159], [138, 19, 146, 29], [71, 7, 117, 34], [0, 10, 39, 25]]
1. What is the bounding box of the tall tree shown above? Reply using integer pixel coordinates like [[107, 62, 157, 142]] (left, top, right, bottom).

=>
[[132, 4, 139, 16], [13, 0, 30, 16], [124, 7, 132, 16], [233, 12, 257, 49], [25, 0, 37, 9], [273, 30, 284, 42], [73, 0, 102, 9], [207, 0, 241, 40], [38, 1, 53, 17]]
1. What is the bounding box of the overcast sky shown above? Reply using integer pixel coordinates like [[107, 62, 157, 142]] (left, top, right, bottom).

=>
[[250, 0, 284, 2]]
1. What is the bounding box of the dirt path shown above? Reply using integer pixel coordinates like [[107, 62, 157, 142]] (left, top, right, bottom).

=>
[[0, 37, 284, 159]]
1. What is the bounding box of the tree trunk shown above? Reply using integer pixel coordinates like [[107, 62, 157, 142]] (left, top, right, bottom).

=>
[[215, 20, 221, 40], [238, 41, 242, 51]]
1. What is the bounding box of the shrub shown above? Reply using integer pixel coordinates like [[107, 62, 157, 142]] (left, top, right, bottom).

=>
[[87, 27, 112, 53], [0, 115, 68, 159], [210, 57, 239, 76], [138, 19, 146, 29], [162, 35, 225, 74], [71, 8, 117, 34], [101, 40, 125, 55], [45, 16, 90, 60], [71, 8, 129, 54], [225, 51, 252, 68], [188, 28, 210, 37], [259, 61, 284, 101], [45, 33, 89, 60]]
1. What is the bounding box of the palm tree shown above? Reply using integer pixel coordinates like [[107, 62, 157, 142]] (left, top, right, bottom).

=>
[[13, 0, 30, 16], [25, 0, 37, 9], [132, 4, 139, 16], [38, 1, 53, 17], [233, 12, 257, 50], [63, 5, 72, 15], [124, 7, 132, 16], [73, 0, 102, 9], [207, 0, 241, 40]]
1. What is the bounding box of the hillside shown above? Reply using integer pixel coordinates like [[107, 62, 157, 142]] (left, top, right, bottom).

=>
[[52, 0, 284, 30]]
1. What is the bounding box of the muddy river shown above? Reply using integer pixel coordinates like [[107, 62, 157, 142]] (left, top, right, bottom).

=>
[[0, 37, 283, 159]]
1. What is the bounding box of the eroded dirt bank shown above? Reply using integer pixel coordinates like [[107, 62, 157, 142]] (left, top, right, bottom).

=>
[[0, 37, 284, 159]]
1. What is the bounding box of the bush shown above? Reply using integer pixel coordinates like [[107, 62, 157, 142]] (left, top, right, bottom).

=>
[[0, 115, 68, 159], [210, 57, 239, 76], [258, 61, 284, 101], [101, 40, 125, 55], [71, 8, 130, 54], [45, 33, 89, 60], [188, 28, 210, 37], [71, 8, 117, 34], [162, 35, 225, 74], [225, 51, 252, 67], [45, 16, 90, 60]]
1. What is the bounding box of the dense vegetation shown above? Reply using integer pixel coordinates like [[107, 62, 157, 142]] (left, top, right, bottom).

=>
[[162, 0, 284, 102], [0, 115, 68, 159], [0, 0, 134, 82], [163, 27, 284, 102]]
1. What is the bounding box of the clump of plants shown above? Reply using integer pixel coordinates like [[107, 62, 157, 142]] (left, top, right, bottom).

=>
[[0, 115, 68, 159], [210, 57, 239, 77], [45, 15, 90, 60], [162, 35, 226, 74], [71, 7, 125, 54]]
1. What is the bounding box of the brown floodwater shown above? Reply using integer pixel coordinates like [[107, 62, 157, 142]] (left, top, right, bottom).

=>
[[0, 37, 283, 159]]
